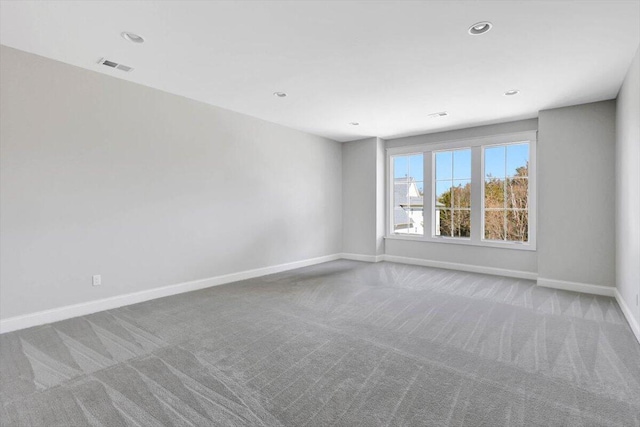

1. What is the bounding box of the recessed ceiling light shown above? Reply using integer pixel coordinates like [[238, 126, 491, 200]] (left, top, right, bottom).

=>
[[468, 21, 492, 35], [121, 32, 144, 43], [273, 92, 287, 98], [504, 89, 520, 96], [349, 122, 359, 126]]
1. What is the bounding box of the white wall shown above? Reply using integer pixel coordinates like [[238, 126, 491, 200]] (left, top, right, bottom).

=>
[[538, 100, 616, 287], [616, 46, 640, 325], [0, 46, 343, 320], [384, 119, 539, 274]]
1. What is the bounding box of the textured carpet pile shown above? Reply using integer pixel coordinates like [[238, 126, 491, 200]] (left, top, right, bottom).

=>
[[1, 260, 639, 426]]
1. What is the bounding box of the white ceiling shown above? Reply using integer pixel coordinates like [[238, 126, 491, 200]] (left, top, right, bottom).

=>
[[1, 1, 639, 142]]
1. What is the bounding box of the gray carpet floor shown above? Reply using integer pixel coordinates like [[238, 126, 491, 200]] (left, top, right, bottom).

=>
[[1, 260, 639, 426]]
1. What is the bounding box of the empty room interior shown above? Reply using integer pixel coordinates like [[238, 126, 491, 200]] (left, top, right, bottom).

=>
[[1, 1, 640, 426]]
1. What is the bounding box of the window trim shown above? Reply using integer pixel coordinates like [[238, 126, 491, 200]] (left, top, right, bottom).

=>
[[386, 131, 537, 251]]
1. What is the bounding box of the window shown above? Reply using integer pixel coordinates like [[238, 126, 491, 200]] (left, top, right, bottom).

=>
[[392, 154, 424, 234], [434, 149, 471, 238], [483, 143, 530, 242], [387, 131, 536, 250]]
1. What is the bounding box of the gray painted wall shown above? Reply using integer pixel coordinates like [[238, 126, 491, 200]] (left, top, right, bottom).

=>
[[384, 120, 539, 273], [384, 239, 538, 273], [538, 100, 616, 287], [616, 46, 640, 323], [342, 137, 379, 256], [342, 137, 386, 257], [0, 46, 343, 320], [385, 119, 539, 149], [375, 138, 386, 256]]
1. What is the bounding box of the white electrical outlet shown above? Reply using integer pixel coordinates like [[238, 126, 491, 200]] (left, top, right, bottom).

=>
[[92, 275, 101, 286]]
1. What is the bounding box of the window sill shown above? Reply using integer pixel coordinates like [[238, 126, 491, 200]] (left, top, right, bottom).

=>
[[384, 234, 536, 251]]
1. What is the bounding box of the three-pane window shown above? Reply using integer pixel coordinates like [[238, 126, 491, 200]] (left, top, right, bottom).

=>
[[388, 133, 535, 250]]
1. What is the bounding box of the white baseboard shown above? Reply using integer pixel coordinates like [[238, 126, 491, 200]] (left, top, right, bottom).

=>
[[615, 289, 640, 344], [382, 255, 537, 280], [4, 252, 636, 344], [536, 277, 615, 297], [340, 253, 384, 263], [0, 254, 341, 334]]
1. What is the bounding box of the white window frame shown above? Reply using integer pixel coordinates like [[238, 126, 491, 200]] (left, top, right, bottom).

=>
[[386, 131, 537, 251]]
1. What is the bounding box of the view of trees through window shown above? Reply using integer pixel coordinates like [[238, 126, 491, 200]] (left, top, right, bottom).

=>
[[435, 149, 471, 237], [433, 143, 529, 242], [484, 143, 529, 242]]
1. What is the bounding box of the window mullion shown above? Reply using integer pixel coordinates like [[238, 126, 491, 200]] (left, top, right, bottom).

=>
[[470, 146, 482, 243], [423, 151, 432, 240], [450, 153, 454, 237], [503, 150, 508, 241]]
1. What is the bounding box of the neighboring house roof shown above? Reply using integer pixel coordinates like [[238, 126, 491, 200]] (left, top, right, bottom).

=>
[[394, 177, 423, 207], [406, 196, 424, 206], [394, 206, 412, 226], [394, 178, 448, 208]]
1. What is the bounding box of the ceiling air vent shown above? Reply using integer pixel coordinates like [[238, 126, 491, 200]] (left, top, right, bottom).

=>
[[428, 111, 448, 118], [97, 58, 134, 72], [116, 64, 133, 72]]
